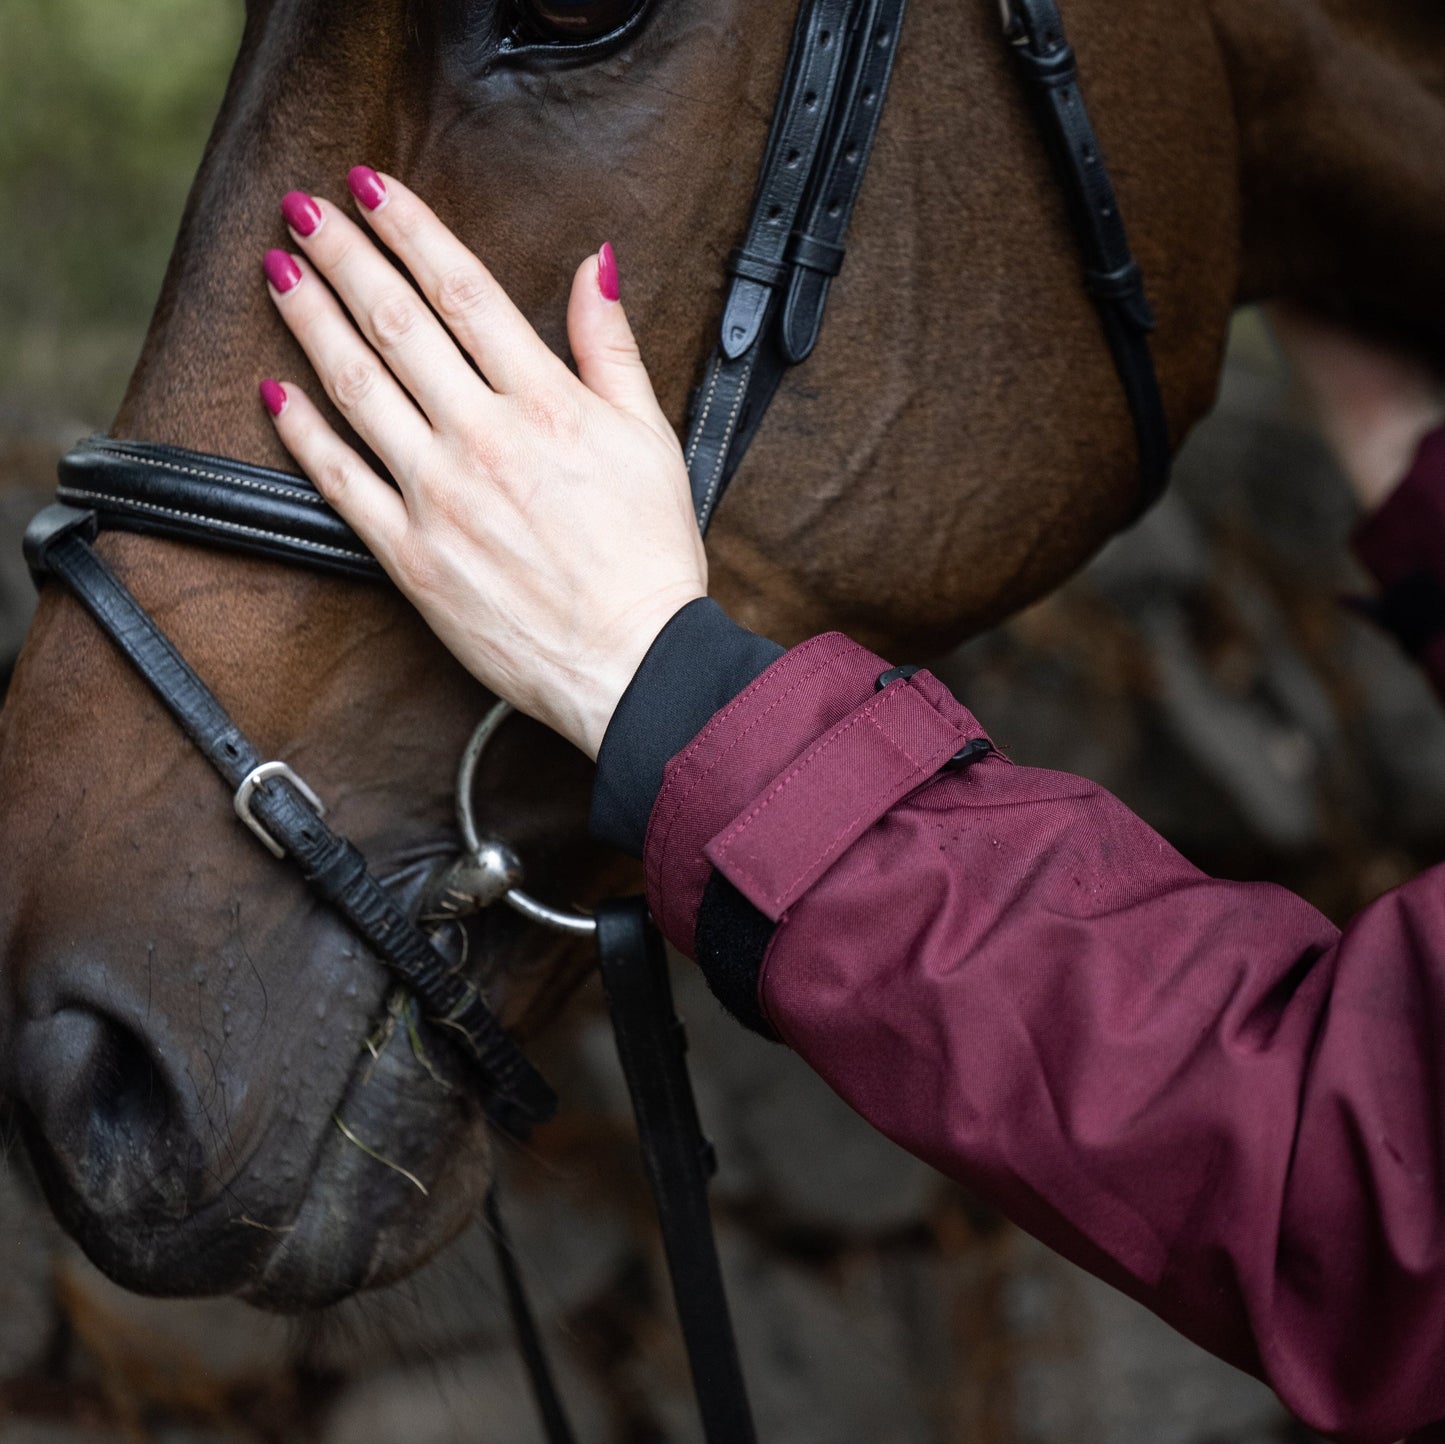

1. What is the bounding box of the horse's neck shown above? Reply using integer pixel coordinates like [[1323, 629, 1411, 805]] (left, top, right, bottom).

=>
[[1210, 0, 1445, 340], [108, 0, 1250, 665], [707, 0, 1243, 653]]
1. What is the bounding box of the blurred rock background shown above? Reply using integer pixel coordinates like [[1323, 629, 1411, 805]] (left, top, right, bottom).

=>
[[2, 0, 1434, 1440]]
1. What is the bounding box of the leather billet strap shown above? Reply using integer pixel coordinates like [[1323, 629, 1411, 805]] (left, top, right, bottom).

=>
[[596, 898, 758, 1444], [22, 503, 556, 1138], [687, 0, 1171, 535], [57, 436, 384, 581], [686, 0, 909, 532], [485, 1189, 580, 1444], [1003, 0, 1170, 513]]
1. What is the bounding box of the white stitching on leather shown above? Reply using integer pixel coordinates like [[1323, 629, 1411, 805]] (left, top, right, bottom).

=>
[[54, 488, 373, 565], [699, 352, 756, 525], [94, 441, 329, 507], [684, 356, 724, 471]]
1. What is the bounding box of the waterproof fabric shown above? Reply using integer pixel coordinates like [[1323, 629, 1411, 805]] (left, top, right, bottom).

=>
[[635, 430, 1445, 1444]]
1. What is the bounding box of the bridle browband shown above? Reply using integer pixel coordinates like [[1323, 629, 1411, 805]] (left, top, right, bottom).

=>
[[22, 1, 1162, 1438]]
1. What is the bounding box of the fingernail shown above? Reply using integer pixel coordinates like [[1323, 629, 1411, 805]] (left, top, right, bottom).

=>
[[281, 190, 323, 237], [259, 379, 288, 417], [597, 242, 620, 302], [348, 166, 388, 212], [264, 249, 303, 293]]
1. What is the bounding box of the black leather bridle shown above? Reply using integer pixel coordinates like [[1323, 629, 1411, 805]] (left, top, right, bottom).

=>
[[21, 1, 1162, 1437]]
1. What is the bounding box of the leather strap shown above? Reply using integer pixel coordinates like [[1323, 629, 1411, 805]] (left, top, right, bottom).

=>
[[720, 0, 860, 365], [687, 0, 910, 532], [57, 436, 384, 581], [596, 898, 758, 1444], [23, 503, 556, 1137], [485, 1188, 580, 1444], [687, 0, 1171, 535], [1003, 0, 1170, 513]]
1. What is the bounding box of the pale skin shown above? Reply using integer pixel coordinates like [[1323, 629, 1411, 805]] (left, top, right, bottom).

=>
[[262, 171, 1445, 758], [263, 170, 706, 759]]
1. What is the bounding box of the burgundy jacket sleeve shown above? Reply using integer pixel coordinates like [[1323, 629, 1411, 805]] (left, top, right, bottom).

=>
[[1354, 426, 1445, 696], [643, 634, 1445, 1444]]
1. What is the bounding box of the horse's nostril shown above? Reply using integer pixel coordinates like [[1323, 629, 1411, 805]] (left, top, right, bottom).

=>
[[89, 1013, 169, 1136], [17, 1005, 194, 1218]]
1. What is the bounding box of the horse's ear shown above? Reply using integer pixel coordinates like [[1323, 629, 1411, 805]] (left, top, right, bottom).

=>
[[567, 248, 669, 431]]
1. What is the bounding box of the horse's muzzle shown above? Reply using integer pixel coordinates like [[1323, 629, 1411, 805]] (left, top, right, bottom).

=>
[[9, 942, 494, 1308]]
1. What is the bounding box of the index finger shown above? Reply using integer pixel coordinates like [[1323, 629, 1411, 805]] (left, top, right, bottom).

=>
[[345, 166, 569, 398]]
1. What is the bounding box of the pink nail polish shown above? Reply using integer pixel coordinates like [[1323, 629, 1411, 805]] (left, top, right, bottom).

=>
[[264, 249, 303, 293], [348, 166, 388, 212], [281, 190, 323, 237], [259, 379, 288, 417], [597, 242, 620, 302]]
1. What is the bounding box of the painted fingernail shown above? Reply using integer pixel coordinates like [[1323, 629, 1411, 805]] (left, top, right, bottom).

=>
[[597, 242, 620, 302], [259, 379, 288, 417], [347, 166, 388, 211], [281, 190, 323, 237], [264, 249, 303, 293]]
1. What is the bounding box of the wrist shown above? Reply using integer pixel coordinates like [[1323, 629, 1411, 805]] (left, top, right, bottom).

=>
[[588, 598, 787, 856], [565, 586, 709, 759]]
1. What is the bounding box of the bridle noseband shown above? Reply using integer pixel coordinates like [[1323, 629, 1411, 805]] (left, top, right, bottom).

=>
[[22, 1, 1163, 1438]]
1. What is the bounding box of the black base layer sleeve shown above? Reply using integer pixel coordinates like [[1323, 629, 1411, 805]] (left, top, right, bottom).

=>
[[589, 598, 784, 858]]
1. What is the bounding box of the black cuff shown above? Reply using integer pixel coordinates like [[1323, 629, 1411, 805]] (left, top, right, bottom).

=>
[[588, 598, 784, 857]]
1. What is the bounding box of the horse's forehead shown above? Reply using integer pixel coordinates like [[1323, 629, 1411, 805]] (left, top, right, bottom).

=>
[[227, 0, 787, 264]]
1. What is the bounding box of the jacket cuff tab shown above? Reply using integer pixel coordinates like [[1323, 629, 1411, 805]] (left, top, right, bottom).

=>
[[644, 633, 889, 954], [703, 670, 986, 921]]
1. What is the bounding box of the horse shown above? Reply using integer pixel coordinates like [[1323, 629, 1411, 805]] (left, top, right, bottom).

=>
[[0, 0, 1441, 1319]]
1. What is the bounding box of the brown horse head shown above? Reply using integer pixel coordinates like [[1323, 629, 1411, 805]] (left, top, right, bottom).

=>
[[0, 0, 1440, 1310]]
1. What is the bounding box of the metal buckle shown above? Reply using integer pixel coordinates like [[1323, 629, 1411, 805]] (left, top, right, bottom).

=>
[[233, 760, 327, 859]]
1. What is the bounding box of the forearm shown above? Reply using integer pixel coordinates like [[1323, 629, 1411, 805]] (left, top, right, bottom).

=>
[[589, 598, 783, 855], [636, 636, 1445, 1442], [580, 425, 1445, 1443]]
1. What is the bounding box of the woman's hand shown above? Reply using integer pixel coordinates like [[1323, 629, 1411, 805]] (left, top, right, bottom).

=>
[[258, 168, 707, 759], [1268, 305, 1445, 512]]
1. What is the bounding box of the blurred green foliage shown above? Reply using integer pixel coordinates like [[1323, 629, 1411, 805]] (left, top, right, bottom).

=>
[[0, 0, 243, 424]]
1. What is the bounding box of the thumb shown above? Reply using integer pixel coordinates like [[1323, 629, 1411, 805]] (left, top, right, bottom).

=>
[[567, 244, 667, 427]]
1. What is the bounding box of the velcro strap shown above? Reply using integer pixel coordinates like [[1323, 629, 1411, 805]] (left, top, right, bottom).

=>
[[703, 675, 979, 921]]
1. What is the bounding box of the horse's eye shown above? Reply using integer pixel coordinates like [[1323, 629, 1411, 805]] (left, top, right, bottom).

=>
[[514, 0, 648, 43]]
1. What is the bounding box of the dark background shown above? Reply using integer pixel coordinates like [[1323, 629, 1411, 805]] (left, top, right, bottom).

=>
[[2, 2, 1436, 1439]]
